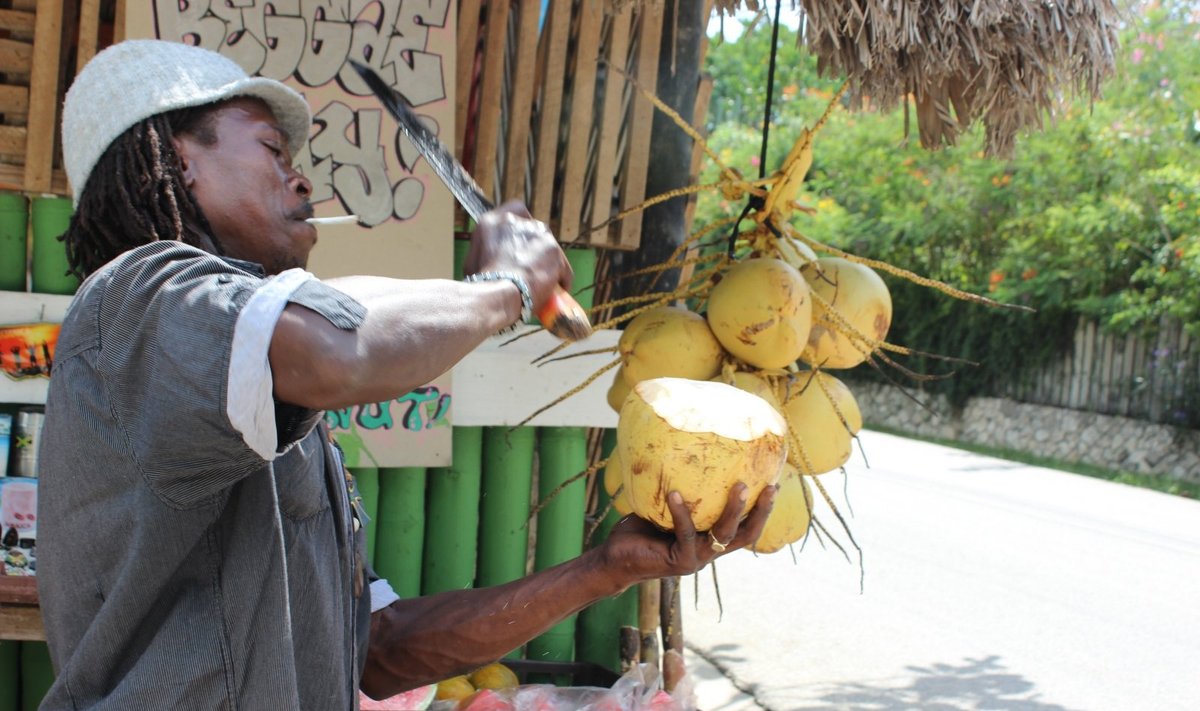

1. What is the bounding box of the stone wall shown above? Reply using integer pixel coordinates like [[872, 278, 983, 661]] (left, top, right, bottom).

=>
[[852, 381, 1200, 484]]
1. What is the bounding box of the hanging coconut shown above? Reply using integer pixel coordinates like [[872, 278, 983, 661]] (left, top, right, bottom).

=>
[[706, 258, 813, 370], [781, 370, 862, 475], [607, 367, 633, 414], [619, 306, 726, 387], [618, 377, 787, 531], [800, 257, 892, 370], [753, 463, 813, 554]]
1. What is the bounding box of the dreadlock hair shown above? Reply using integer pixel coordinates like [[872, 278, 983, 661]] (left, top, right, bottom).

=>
[[61, 102, 228, 280]]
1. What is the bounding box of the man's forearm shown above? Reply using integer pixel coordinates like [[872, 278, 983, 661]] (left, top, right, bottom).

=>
[[271, 276, 521, 409], [360, 548, 626, 699]]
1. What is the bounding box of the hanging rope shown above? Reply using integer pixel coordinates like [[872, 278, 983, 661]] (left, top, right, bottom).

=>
[[727, 0, 784, 257]]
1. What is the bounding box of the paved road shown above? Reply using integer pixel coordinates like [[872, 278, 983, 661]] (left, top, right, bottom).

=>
[[680, 430, 1200, 711]]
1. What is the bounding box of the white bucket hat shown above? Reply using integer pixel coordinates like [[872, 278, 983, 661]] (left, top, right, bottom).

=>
[[62, 39, 312, 206]]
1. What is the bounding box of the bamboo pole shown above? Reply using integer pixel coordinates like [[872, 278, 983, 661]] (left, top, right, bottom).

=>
[[374, 467, 427, 599], [478, 426, 535, 659], [576, 429, 622, 673], [422, 427, 484, 595], [527, 427, 589, 677], [477, 426, 535, 588]]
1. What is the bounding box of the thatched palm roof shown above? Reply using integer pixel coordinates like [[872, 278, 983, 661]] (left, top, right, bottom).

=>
[[712, 0, 1122, 155]]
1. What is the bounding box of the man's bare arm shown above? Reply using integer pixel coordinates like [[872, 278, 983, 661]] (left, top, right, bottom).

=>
[[359, 484, 776, 700]]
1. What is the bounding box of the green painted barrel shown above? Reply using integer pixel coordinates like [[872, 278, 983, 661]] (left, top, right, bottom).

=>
[[0, 192, 27, 291], [30, 197, 78, 295]]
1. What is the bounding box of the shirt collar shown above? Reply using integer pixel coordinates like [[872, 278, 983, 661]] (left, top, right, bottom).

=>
[[221, 255, 267, 277]]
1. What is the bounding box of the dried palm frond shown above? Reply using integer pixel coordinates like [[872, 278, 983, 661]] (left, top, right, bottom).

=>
[[635, 0, 1122, 156]]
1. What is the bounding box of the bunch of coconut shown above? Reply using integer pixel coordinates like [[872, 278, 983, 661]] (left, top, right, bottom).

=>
[[603, 252, 891, 553]]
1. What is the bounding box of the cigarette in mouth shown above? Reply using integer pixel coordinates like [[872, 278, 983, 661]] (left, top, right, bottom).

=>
[[305, 215, 360, 225]]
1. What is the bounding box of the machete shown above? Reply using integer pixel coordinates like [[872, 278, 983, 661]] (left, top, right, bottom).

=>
[[349, 60, 592, 342]]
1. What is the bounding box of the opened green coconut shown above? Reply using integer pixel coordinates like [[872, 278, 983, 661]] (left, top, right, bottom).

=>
[[618, 377, 787, 531]]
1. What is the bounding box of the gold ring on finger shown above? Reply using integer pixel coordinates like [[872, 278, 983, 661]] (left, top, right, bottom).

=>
[[709, 532, 727, 553]]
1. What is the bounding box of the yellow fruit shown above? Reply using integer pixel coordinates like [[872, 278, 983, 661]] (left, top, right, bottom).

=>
[[607, 367, 632, 414], [619, 306, 725, 387], [619, 377, 787, 531], [706, 258, 813, 370], [781, 371, 862, 475], [603, 448, 634, 515], [800, 257, 892, 369], [468, 662, 519, 690], [754, 464, 813, 554], [611, 486, 633, 516], [435, 675, 475, 701], [603, 448, 624, 497]]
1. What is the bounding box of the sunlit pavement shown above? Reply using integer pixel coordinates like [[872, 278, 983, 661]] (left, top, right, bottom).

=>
[[680, 429, 1200, 711]]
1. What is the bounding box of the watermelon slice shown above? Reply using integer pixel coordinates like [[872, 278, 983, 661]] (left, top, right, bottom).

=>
[[359, 684, 437, 710]]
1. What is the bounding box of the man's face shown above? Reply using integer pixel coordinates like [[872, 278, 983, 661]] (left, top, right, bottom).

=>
[[173, 97, 316, 275]]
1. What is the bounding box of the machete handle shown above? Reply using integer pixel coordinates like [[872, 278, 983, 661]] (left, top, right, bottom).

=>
[[538, 287, 593, 342]]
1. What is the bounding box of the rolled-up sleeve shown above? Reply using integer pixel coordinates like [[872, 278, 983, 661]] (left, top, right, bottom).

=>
[[95, 242, 365, 508]]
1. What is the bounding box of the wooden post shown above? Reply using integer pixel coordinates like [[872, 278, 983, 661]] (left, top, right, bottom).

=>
[[660, 575, 685, 692], [470, 0, 511, 203], [586, 4, 634, 242], [637, 580, 661, 669], [556, 0, 602, 243], [75, 0, 102, 74], [530, 0, 570, 224], [614, 1, 665, 250], [500, 0, 541, 203], [455, 0, 482, 163], [24, 0, 64, 193]]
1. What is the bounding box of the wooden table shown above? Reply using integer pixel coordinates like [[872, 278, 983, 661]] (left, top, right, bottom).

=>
[[0, 577, 43, 641]]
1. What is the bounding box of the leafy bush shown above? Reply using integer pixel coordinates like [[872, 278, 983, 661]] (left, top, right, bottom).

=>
[[694, 3, 1200, 406]]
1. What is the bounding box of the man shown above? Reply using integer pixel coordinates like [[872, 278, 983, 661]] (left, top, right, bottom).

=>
[[36, 39, 775, 709]]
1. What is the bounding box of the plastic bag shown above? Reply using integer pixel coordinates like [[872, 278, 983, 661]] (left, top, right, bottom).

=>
[[427, 663, 696, 711]]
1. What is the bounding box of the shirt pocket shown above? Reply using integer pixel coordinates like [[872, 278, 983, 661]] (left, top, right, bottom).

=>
[[273, 436, 331, 521]]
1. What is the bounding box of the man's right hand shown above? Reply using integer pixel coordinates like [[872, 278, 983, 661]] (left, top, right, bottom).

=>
[[461, 201, 574, 315]]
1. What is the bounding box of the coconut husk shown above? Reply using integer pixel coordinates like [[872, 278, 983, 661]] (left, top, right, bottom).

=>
[[709, 0, 1122, 156]]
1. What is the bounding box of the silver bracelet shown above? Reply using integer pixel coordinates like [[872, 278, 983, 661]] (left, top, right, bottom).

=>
[[464, 271, 533, 334]]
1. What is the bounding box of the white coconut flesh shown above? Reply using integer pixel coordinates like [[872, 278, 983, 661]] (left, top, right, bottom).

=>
[[636, 378, 786, 441]]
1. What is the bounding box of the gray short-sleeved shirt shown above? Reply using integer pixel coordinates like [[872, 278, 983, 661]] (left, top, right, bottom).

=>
[[36, 241, 387, 710]]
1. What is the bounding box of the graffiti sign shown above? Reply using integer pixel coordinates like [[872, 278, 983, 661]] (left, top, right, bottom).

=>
[[150, 0, 452, 227], [325, 386, 451, 433]]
